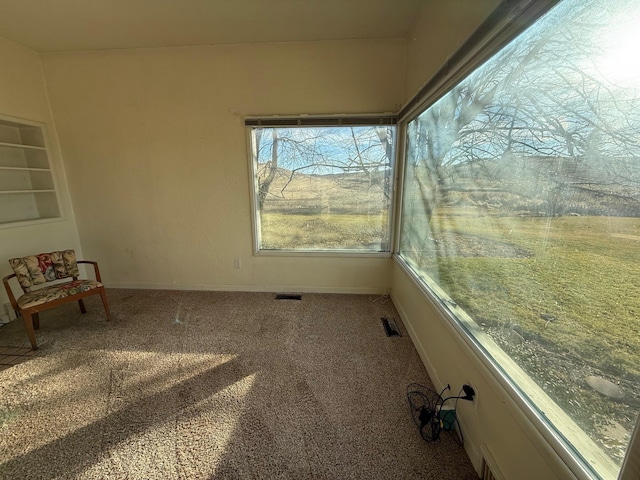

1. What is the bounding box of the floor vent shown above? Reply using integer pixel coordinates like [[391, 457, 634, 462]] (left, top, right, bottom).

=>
[[275, 294, 302, 300], [381, 317, 401, 337]]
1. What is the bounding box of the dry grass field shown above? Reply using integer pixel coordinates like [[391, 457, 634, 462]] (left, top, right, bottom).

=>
[[259, 168, 390, 250]]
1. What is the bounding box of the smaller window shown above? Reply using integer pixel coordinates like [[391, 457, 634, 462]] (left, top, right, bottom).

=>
[[247, 120, 396, 253]]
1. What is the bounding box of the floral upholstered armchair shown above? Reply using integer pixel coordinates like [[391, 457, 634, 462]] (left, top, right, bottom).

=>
[[2, 250, 111, 349]]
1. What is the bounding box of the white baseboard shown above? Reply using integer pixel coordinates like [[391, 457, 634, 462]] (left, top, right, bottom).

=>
[[3, 302, 16, 321], [390, 291, 442, 388], [390, 291, 484, 475], [104, 282, 388, 295]]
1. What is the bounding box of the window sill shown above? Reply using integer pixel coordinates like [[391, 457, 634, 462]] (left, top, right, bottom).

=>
[[254, 249, 392, 258]]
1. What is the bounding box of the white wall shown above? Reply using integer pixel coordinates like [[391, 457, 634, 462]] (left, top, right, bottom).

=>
[[0, 37, 81, 316], [42, 40, 404, 293], [403, 0, 501, 102]]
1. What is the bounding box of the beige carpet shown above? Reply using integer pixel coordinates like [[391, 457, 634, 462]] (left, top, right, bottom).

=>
[[0, 289, 477, 479]]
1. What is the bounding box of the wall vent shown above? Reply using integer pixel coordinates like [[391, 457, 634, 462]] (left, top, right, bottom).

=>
[[482, 459, 496, 480], [480, 446, 504, 480]]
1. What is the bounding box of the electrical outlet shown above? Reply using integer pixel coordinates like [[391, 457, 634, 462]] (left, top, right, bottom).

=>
[[233, 258, 241, 269]]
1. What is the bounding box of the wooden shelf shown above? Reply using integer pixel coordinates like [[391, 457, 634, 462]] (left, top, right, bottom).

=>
[[0, 166, 51, 172], [0, 141, 46, 150], [0, 189, 56, 194]]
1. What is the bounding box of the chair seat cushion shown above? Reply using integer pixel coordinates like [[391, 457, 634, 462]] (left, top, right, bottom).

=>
[[18, 280, 103, 309]]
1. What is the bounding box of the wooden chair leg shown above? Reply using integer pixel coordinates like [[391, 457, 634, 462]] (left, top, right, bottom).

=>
[[78, 299, 87, 314], [33, 312, 40, 330], [99, 288, 112, 321], [21, 312, 38, 350]]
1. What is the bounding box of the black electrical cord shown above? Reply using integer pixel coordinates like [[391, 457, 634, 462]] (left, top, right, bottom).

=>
[[442, 388, 466, 446], [406, 383, 448, 442], [407, 384, 471, 446]]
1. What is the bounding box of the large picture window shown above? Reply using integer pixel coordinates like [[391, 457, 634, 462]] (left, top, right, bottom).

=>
[[248, 120, 396, 253], [398, 0, 640, 477]]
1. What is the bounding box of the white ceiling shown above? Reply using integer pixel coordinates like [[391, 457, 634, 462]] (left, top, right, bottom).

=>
[[0, 0, 425, 53]]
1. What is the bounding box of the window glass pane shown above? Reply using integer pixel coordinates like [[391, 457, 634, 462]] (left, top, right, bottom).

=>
[[251, 125, 395, 252], [399, 0, 640, 476]]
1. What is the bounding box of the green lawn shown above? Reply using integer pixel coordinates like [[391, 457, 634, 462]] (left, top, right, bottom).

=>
[[429, 214, 640, 377], [420, 213, 640, 463]]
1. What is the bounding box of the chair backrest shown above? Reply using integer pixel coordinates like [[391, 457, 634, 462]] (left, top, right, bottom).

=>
[[9, 250, 80, 291]]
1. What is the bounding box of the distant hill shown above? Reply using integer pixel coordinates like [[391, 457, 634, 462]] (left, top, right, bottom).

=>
[[439, 155, 640, 217], [256, 164, 391, 215], [257, 156, 640, 217]]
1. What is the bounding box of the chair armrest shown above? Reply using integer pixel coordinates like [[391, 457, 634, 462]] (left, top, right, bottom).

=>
[[2, 273, 19, 312], [77, 260, 103, 283]]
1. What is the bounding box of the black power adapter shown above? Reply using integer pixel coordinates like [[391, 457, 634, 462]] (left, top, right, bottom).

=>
[[461, 384, 475, 401]]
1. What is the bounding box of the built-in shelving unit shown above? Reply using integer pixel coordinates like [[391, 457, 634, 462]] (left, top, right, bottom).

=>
[[0, 116, 60, 226]]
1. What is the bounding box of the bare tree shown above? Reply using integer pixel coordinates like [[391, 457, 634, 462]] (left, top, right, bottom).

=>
[[253, 125, 394, 209], [404, 0, 640, 223]]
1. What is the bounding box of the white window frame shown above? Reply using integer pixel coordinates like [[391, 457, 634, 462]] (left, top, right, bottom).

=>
[[245, 115, 398, 257]]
